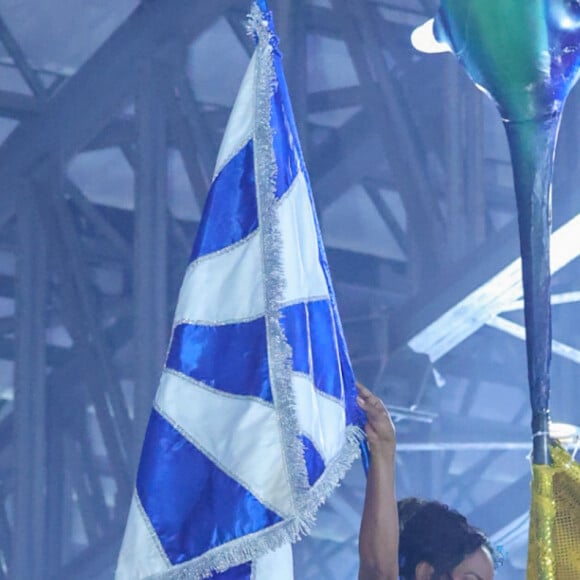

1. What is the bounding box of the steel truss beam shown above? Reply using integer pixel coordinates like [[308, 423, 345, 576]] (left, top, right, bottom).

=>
[[393, 211, 580, 362], [0, 90, 38, 119], [133, 56, 170, 452], [13, 185, 47, 580], [0, 15, 47, 99], [0, 0, 237, 187]]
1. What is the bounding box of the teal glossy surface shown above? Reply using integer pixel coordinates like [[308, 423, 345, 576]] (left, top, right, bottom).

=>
[[423, 2, 580, 460], [434, 0, 580, 121]]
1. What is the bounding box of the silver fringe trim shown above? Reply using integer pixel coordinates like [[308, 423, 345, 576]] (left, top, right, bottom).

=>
[[146, 4, 366, 578], [250, 3, 311, 516], [144, 427, 365, 580]]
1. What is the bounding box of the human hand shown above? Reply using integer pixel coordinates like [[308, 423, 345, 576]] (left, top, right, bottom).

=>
[[356, 382, 396, 459]]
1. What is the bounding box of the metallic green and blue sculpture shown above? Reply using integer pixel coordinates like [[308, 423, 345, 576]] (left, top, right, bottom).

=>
[[414, 3, 580, 577], [417, 0, 580, 465]]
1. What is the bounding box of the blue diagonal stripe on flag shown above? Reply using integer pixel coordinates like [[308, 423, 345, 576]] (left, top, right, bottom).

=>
[[166, 320, 273, 402], [190, 141, 258, 261], [116, 3, 365, 579], [137, 410, 283, 565]]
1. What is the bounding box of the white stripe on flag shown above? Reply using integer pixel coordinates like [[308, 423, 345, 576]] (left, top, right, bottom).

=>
[[252, 543, 294, 580], [292, 373, 346, 464], [155, 370, 294, 518], [174, 231, 264, 325], [115, 494, 169, 580], [279, 172, 329, 305], [214, 53, 257, 178], [175, 170, 329, 327]]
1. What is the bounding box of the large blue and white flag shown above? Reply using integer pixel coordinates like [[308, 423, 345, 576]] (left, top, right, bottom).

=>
[[116, 3, 365, 579]]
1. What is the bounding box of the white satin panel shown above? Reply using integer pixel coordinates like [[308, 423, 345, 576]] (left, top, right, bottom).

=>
[[214, 53, 257, 178], [252, 543, 294, 580], [278, 172, 329, 305], [155, 371, 293, 518], [292, 373, 346, 464], [115, 495, 169, 580], [174, 231, 265, 325]]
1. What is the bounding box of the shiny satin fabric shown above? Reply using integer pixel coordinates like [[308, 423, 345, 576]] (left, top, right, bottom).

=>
[[117, 3, 366, 577], [167, 320, 273, 402], [191, 141, 258, 261], [137, 410, 283, 566], [281, 300, 345, 400], [190, 44, 302, 261]]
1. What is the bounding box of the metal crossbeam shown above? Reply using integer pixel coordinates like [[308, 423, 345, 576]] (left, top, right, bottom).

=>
[[0, 15, 47, 99], [392, 211, 580, 361], [488, 315, 580, 365], [0, 90, 39, 119]]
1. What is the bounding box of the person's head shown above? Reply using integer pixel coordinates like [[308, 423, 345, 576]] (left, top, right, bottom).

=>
[[398, 498, 495, 580]]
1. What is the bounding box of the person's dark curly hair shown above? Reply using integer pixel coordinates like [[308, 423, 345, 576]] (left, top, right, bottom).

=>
[[397, 498, 494, 579]]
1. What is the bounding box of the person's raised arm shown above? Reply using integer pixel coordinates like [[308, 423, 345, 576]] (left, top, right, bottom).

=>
[[357, 383, 399, 580]]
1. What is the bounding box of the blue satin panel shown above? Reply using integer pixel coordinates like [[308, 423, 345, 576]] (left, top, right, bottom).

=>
[[271, 55, 300, 199], [281, 300, 342, 401], [269, 22, 363, 429], [301, 435, 325, 486], [307, 185, 363, 428], [190, 141, 258, 262], [209, 563, 252, 579], [305, 300, 343, 401], [335, 312, 363, 428], [272, 82, 364, 428], [166, 320, 273, 402], [137, 410, 283, 565], [280, 302, 310, 375]]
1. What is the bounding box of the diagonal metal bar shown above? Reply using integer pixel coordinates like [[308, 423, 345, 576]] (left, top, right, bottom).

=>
[[331, 0, 445, 285], [365, 182, 408, 254], [502, 290, 580, 311], [225, 9, 254, 56], [0, 14, 47, 99], [488, 315, 580, 365], [66, 437, 100, 545], [396, 213, 580, 362], [0, 90, 39, 119], [35, 183, 133, 500], [310, 109, 383, 209], [85, 118, 136, 151], [168, 89, 211, 209], [174, 74, 219, 185], [64, 179, 133, 264], [53, 190, 134, 458], [308, 86, 362, 113]]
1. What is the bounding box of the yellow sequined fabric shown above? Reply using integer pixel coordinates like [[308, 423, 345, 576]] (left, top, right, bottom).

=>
[[527, 442, 580, 580]]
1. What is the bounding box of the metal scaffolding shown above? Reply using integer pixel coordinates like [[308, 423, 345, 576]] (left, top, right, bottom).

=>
[[0, 1, 579, 578]]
